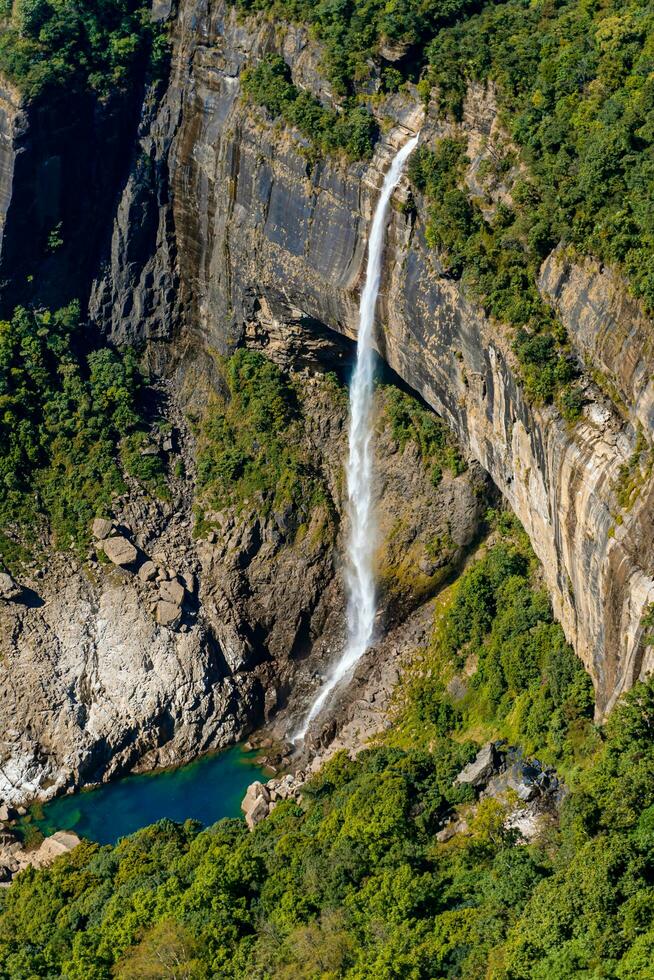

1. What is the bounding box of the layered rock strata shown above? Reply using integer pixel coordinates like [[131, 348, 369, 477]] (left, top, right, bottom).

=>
[[87, 0, 654, 715]]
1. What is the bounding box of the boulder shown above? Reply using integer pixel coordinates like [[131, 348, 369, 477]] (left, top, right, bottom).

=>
[[436, 817, 468, 843], [159, 578, 185, 606], [0, 804, 17, 823], [155, 600, 182, 628], [455, 742, 499, 789], [19, 831, 81, 870], [91, 517, 113, 540], [241, 780, 271, 830], [138, 560, 157, 583], [0, 572, 21, 602], [516, 781, 539, 803], [103, 536, 138, 567]]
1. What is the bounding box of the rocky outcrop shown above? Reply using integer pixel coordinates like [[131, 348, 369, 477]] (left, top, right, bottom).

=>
[[241, 779, 270, 829], [0, 76, 25, 271], [2, 0, 653, 802], [0, 827, 81, 885], [437, 743, 562, 844], [0, 572, 21, 602], [86, 0, 654, 716], [0, 370, 484, 804], [455, 742, 499, 789]]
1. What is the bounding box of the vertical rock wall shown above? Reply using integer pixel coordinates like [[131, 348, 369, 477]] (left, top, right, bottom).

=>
[[3, 0, 654, 716]]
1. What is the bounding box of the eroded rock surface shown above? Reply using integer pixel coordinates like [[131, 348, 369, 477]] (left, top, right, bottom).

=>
[[85, 0, 654, 715], [0, 372, 484, 804], [1, 0, 653, 804]]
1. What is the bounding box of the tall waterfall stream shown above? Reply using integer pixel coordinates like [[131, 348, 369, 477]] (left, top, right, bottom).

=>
[[293, 133, 420, 742]]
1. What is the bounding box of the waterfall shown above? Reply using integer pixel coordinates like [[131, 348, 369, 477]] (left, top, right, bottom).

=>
[[293, 133, 420, 742]]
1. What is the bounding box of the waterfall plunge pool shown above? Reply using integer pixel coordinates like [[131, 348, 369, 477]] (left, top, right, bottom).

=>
[[21, 746, 267, 846]]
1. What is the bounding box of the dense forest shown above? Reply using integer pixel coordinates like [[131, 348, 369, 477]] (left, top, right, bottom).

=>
[[0, 0, 166, 99], [0, 302, 166, 568]]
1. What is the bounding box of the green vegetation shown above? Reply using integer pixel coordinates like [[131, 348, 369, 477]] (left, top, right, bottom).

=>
[[426, 0, 654, 313], [0, 0, 168, 101], [0, 302, 165, 568], [408, 137, 583, 413], [1, 513, 653, 978], [387, 511, 596, 768], [5, 669, 654, 977], [194, 349, 327, 529], [235, 0, 476, 98], [241, 55, 377, 161], [383, 384, 466, 485]]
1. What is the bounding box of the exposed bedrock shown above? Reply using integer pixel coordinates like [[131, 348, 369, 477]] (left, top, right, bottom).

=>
[[88, 0, 654, 716], [0, 365, 485, 803], [0, 74, 153, 315], [0, 0, 652, 805]]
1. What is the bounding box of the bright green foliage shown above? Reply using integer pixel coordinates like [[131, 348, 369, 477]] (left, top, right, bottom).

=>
[[0, 0, 167, 100], [383, 384, 466, 485], [499, 677, 654, 977], [235, 0, 478, 97], [5, 678, 654, 977], [0, 745, 536, 979], [389, 512, 595, 765], [241, 55, 377, 160], [0, 302, 164, 566], [195, 349, 326, 524], [427, 0, 654, 313], [237, 0, 654, 313], [408, 137, 582, 413]]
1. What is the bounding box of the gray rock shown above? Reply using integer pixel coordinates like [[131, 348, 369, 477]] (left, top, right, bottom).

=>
[[0, 804, 17, 823], [516, 781, 539, 803], [155, 600, 182, 628], [436, 819, 468, 843], [0, 573, 21, 601], [91, 518, 113, 540], [159, 578, 185, 606], [138, 561, 157, 583], [241, 781, 271, 830], [103, 536, 138, 567], [455, 743, 498, 788]]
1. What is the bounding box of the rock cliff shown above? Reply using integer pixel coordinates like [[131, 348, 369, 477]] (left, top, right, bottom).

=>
[[0, 363, 485, 803], [1, 0, 653, 802], [88, 0, 654, 716]]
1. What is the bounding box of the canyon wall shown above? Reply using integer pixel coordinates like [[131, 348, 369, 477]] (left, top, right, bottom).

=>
[[90, 0, 654, 716], [0, 0, 653, 805]]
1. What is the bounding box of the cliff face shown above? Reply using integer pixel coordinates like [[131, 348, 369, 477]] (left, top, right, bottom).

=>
[[0, 77, 24, 267], [0, 74, 149, 315], [0, 362, 485, 803], [89, 0, 654, 716], [1, 0, 653, 804]]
